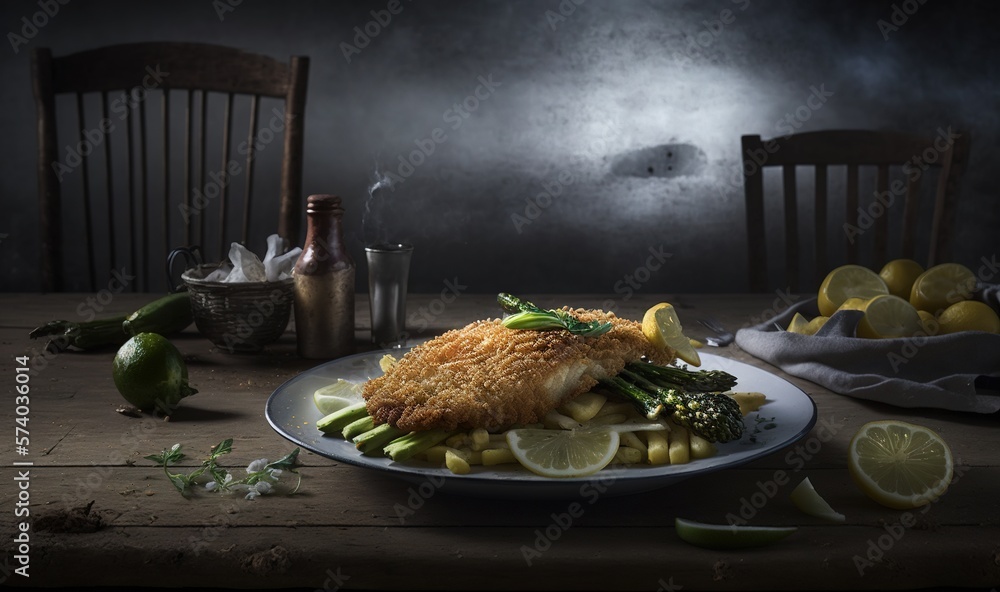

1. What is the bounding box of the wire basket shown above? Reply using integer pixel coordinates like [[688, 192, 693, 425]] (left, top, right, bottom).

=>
[[181, 264, 294, 353]]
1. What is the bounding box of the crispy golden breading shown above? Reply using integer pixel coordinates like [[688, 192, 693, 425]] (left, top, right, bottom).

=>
[[362, 308, 674, 432]]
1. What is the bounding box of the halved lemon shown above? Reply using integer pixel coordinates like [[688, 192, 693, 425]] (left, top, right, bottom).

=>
[[879, 258, 925, 300], [848, 420, 954, 510], [506, 428, 620, 478], [856, 295, 923, 339], [909, 263, 977, 313], [838, 296, 870, 312], [642, 303, 701, 366], [818, 265, 889, 317], [674, 517, 797, 550], [313, 380, 363, 415], [790, 477, 845, 523]]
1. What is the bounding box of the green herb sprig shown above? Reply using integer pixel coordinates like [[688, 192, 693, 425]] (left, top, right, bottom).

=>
[[498, 293, 612, 337], [145, 439, 301, 499]]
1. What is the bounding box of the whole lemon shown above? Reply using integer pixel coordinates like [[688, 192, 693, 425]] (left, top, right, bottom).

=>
[[879, 259, 924, 300], [937, 301, 1000, 335]]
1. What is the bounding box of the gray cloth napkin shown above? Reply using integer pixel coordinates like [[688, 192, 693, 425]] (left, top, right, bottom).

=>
[[734, 288, 1000, 414]]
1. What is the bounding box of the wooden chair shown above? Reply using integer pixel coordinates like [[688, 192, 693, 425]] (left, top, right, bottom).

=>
[[742, 129, 970, 293], [32, 43, 309, 292]]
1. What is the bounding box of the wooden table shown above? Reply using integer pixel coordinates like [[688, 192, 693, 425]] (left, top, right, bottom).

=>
[[1, 293, 998, 590]]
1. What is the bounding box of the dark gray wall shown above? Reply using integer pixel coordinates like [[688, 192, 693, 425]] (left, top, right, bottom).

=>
[[2, 0, 997, 295]]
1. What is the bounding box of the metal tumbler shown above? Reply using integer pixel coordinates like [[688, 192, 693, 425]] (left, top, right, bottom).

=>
[[365, 243, 414, 348]]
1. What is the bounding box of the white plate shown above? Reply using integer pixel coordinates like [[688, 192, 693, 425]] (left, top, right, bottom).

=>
[[265, 350, 817, 499]]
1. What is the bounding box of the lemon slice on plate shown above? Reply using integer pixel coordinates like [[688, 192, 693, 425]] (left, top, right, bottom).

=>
[[506, 428, 620, 478], [790, 477, 845, 523], [848, 420, 954, 510], [818, 264, 889, 317], [313, 379, 363, 415], [642, 303, 701, 366], [856, 295, 923, 339], [674, 517, 797, 550], [909, 263, 977, 313]]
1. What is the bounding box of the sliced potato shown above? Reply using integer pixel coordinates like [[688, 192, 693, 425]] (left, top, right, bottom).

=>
[[469, 428, 490, 451], [668, 422, 690, 465], [445, 450, 471, 474], [614, 446, 642, 465], [620, 431, 648, 462], [481, 448, 517, 466], [646, 430, 670, 465], [689, 432, 718, 460], [561, 391, 608, 422]]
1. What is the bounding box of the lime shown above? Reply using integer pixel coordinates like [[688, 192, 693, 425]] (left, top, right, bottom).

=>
[[506, 428, 619, 478], [674, 517, 797, 550], [790, 477, 845, 523], [113, 333, 197, 414], [818, 265, 889, 317], [313, 380, 363, 415], [642, 303, 701, 366], [848, 420, 954, 510]]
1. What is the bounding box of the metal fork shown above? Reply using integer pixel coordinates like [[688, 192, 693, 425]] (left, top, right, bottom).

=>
[[697, 317, 735, 347]]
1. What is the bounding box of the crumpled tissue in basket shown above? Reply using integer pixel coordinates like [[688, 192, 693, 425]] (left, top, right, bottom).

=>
[[205, 235, 301, 283]]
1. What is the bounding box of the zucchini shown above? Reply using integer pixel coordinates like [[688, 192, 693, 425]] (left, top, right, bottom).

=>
[[30, 292, 193, 351], [122, 292, 193, 337]]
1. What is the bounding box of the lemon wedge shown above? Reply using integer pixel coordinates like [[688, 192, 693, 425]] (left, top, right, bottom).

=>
[[506, 428, 620, 478], [818, 265, 889, 317], [642, 303, 701, 366], [856, 294, 923, 339], [787, 312, 810, 334], [848, 420, 954, 510], [909, 263, 977, 313], [790, 477, 846, 523], [674, 518, 797, 550], [937, 300, 1000, 334], [313, 380, 363, 415]]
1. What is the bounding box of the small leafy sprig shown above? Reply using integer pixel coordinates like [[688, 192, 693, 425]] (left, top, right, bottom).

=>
[[498, 293, 612, 337], [145, 439, 301, 499]]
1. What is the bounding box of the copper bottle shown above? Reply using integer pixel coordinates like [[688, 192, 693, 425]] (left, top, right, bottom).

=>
[[293, 195, 355, 359]]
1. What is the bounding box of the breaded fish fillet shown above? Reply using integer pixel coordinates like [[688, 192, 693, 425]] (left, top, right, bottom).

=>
[[362, 308, 674, 432]]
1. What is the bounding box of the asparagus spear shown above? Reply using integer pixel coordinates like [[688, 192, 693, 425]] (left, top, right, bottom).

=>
[[626, 361, 738, 393], [316, 402, 369, 434], [598, 376, 665, 419], [353, 423, 407, 456], [383, 430, 457, 462]]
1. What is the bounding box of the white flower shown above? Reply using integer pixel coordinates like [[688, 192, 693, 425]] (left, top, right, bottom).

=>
[[246, 458, 268, 474], [170, 443, 181, 453], [244, 480, 272, 500], [267, 468, 283, 479], [205, 481, 218, 491], [206, 473, 233, 491]]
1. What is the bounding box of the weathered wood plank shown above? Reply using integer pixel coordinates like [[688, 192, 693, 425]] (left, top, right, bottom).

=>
[[18, 524, 1000, 589]]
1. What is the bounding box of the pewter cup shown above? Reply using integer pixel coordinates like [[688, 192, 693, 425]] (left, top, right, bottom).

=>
[[365, 243, 413, 348]]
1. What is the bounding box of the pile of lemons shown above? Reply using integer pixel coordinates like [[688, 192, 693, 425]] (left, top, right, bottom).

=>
[[788, 260, 1000, 338]]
